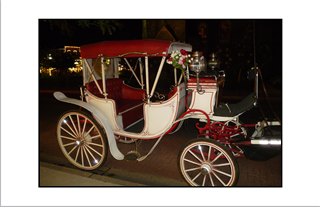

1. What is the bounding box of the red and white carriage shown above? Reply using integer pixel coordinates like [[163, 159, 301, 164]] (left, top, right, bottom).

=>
[[54, 39, 281, 186]]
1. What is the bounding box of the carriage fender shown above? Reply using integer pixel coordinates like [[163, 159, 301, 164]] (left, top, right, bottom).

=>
[[53, 91, 124, 160]]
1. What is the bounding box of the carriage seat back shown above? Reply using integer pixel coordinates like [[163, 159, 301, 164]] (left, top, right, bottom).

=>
[[86, 78, 146, 129], [86, 78, 123, 100]]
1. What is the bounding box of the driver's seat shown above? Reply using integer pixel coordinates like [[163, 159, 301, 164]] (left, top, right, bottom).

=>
[[214, 92, 257, 117]]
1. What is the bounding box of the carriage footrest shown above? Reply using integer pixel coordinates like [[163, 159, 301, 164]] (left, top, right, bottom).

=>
[[124, 150, 141, 161]]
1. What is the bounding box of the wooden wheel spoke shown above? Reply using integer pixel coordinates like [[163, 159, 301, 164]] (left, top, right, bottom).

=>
[[208, 173, 215, 186], [207, 146, 212, 162], [84, 125, 95, 138], [85, 144, 103, 157], [61, 135, 75, 141], [63, 142, 75, 147], [65, 116, 78, 136], [61, 126, 76, 138], [191, 172, 202, 183], [185, 167, 201, 172], [210, 152, 223, 165], [77, 115, 82, 136], [68, 145, 78, 155], [212, 171, 227, 186], [213, 163, 231, 167], [81, 118, 87, 136], [87, 142, 103, 148], [213, 168, 232, 178], [81, 147, 84, 167], [82, 146, 92, 167], [84, 146, 99, 163], [202, 174, 207, 186], [198, 145, 206, 162], [74, 147, 80, 161], [184, 158, 201, 166], [86, 135, 101, 140], [188, 150, 203, 163]]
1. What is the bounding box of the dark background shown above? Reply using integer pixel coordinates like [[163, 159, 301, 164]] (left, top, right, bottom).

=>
[[39, 19, 282, 91]]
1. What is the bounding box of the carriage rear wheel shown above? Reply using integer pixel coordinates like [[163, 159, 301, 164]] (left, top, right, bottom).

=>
[[57, 110, 108, 171], [178, 138, 239, 186]]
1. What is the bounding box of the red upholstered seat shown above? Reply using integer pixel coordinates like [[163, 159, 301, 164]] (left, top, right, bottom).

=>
[[187, 77, 217, 90], [188, 77, 217, 83], [86, 79, 145, 128], [86, 78, 124, 100]]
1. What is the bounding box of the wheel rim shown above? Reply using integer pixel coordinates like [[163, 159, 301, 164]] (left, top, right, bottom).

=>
[[57, 111, 107, 170], [180, 140, 238, 186]]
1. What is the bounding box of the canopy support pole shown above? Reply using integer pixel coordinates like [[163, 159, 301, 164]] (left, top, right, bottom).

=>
[[101, 57, 107, 98], [145, 56, 150, 103], [139, 58, 144, 89], [83, 59, 104, 96], [150, 56, 166, 98], [124, 58, 143, 87]]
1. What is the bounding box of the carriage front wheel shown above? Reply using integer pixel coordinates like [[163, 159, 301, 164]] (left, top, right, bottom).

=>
[[178, 138, 239, 186], [57, 110, 108, 171]]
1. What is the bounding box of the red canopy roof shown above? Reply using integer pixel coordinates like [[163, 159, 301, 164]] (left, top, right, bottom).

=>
[[80, 39, 192, 59]]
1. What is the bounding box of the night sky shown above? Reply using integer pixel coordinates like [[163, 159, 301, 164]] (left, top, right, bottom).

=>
[[39, 19, 282, 49], [39, 19, 143, 49]]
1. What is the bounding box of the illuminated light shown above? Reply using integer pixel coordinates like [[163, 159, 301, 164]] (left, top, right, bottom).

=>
[[251, 139, 281, 145], [251, 140, 267, 145], [270, 140, 281, 145], [259, 140, 269, 145], [198, 146, 202, 150], [48, 67, 55, 76], [76, 141, 80, 145], [63, 120, 67, 124], [94, 160, 98, 164]]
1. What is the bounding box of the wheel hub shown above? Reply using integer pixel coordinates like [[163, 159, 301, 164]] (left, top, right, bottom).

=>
[[201, 163, 212, 175], [76, 137, 85, 146]]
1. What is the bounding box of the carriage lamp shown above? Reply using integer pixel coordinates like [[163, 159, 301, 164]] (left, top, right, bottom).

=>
[[189, 51, 207, 93], [207, 52, 219, 70], [189, 51, 207, 73]]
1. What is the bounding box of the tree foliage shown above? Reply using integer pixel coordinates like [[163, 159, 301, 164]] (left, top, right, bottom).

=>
[[41, 20, 123, 36], [77, 20, 123, 35]]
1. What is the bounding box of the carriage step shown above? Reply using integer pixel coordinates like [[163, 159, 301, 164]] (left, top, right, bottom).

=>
[[124, 150, 141, 161]]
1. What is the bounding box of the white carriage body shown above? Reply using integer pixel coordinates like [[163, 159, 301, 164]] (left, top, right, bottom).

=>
[[85, 82, 186, 139], [78, 40, 194, 140]]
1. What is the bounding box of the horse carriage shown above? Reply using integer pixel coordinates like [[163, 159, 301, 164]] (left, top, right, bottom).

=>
[[54, 39, 281, 186]]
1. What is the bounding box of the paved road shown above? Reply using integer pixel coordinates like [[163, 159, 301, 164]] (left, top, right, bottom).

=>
[[39, 88, 282, 186]]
